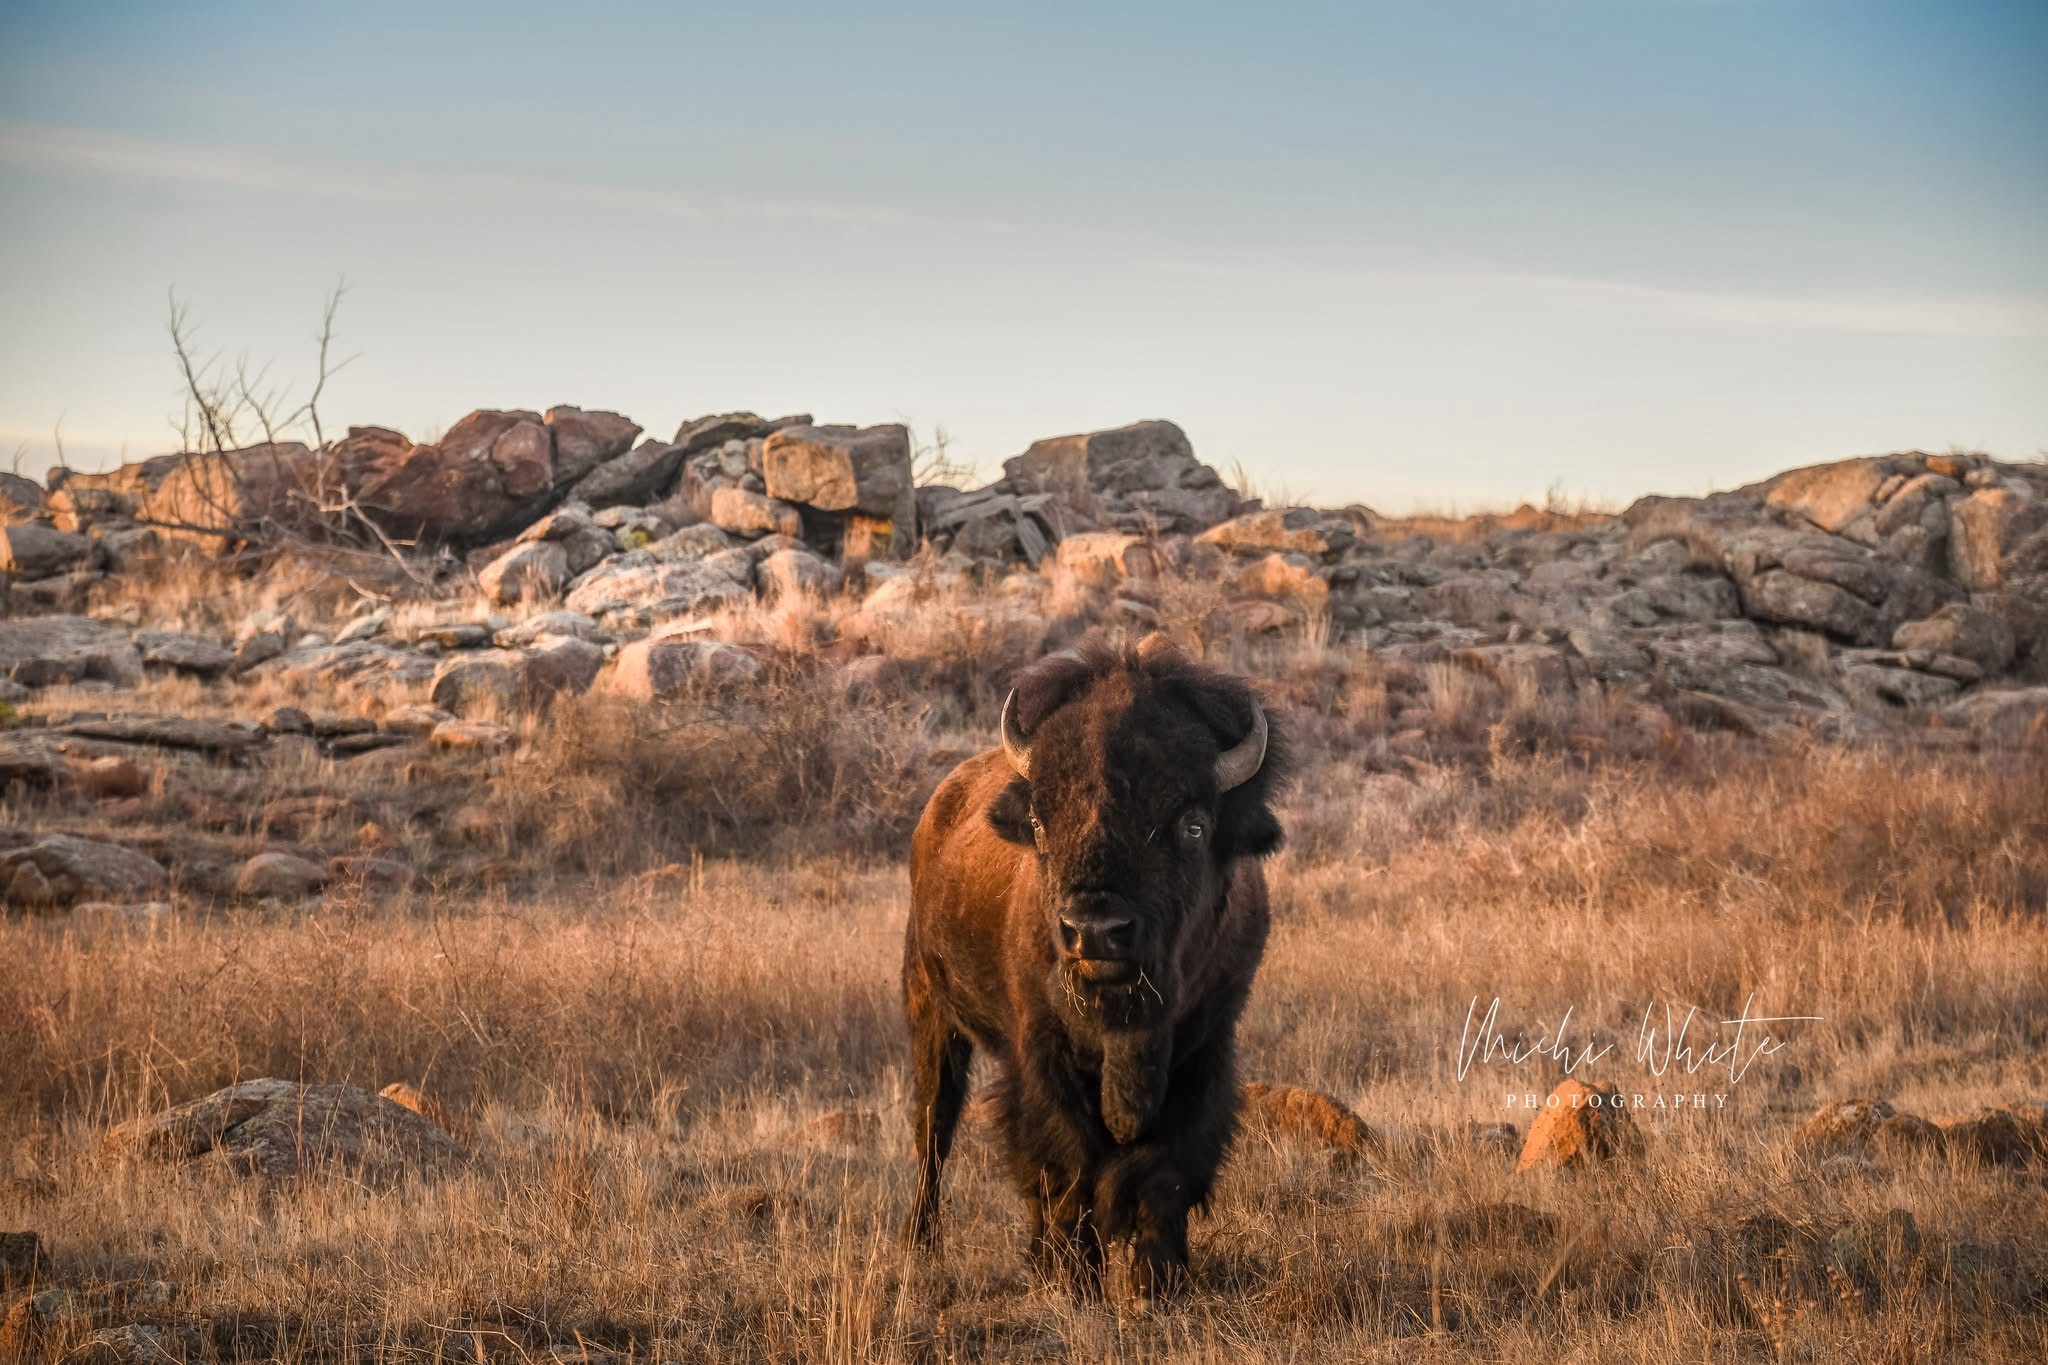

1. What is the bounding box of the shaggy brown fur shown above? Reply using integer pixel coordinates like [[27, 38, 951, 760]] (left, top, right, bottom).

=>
[[901, 635, 1288, 1299]]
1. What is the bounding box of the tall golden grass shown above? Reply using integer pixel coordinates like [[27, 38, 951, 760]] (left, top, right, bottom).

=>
[[6, 683, 2045, 1359]]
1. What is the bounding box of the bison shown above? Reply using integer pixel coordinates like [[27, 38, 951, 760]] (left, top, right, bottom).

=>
[[902, 636, 1286, 1298]]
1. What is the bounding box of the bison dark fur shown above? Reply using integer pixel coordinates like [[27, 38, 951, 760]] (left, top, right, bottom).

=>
[[902, 635, 1288, 1298]]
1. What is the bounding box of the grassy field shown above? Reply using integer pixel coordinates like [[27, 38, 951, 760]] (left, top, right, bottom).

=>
[[5, 626, 2048, 1361]]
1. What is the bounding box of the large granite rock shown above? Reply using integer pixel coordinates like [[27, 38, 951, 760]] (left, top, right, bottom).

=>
[[0, 523, 93, 578], [0, 471, 44, 522], [762, 423, 916, 537], [355, 409, 557, 542], [102, 1078, 461, 1181], [567, 438, 686, 510], [0, 616, 142, 687], [2, 834, 167, 908], [543, 406, 641, 485], [1002, 419, 1243, 533]]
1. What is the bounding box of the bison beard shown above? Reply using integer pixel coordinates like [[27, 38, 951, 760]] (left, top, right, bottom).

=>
[[901, 636, 1286, 1300]]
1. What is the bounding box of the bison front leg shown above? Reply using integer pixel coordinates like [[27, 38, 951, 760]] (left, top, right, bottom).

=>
[[1097, 1036, 1239, 1305], [1099, 1027, 1171, 1144], [1027, 1169, 1104, 1293]]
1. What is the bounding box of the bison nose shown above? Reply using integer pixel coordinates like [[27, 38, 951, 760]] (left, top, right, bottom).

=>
[[1059, 913, 1134, 959]]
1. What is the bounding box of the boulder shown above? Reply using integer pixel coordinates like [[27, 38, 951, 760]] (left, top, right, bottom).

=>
[[1892, 602, 2016, 675], [412, 621, 494, 649], [355, 410, 556, 542], [379, 1081, 456, 1133], [247, 639, 439, 697], [1870, 1112, 1947, 1160], [136, 630, 235, 678], [568, 438, 685, 510], [1515, 1078, 1644, 1172], [137, 441, 337, 548], [429, 719, 516, 753], [1838, 658, 1963, 709], [1941, 686, 2048, 742], [1791, 1098, 1896, 1156], [762, 423, 916, 531], [336, 607, 391, 644], [1762, 457, 1891, 535], [0, 618, 141, 695], [92, 524, 167, 574], [1721, 525, 1952, 645], [102, 1077, 462, 1180], [1237, 1082, 1383, 1161], [757, 546, 843, 599], [1236, 552, 1329, 604], [673, 411, 776, 454], [1002, 420, 1240, 532], [543, 406, 641, 485], [429, 651, 527, 715], [44, 454, 182, 532], [233, 851, 329, 900], [925, 489, 1058, 566], [512, 503, 618, 573], [476, 540, 570, 605], [563, 554, 750, 622], [264, 706, 313, 735], [381, 704, 455, 737], [1054, 531, 1160, 586], [0, 613, 144, 687], [58, 715, 266, 755], [0, 522, 92, 578], [0, 733, 65, 788], [709, 486, 805, 539], [1935, 1108, 2032, 1167], [77, 755, 148, 799], [0, 471, 44, 522], [1197, 507, 1354, 559], [645, 523, 736, 561], [235, 630, 287, 671], [1, 835, 167, 908], [1950, 487, 2048, 591], [494, 610, 606, 647], [604, 638, 764, 699], [522, 635, 604, 697]]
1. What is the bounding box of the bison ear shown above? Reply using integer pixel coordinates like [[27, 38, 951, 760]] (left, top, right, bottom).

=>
[[986, 777, 1037, 846], [1220, 799, 1284, 860]]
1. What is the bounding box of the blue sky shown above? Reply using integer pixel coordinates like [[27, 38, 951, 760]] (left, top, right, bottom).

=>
[[1, 0, 2042, 507]]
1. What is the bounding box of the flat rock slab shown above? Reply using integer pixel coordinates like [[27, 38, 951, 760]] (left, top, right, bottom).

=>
[[57, 715, 267, 756], [136, 630, 235, 678], [0, 733, 64, 788], [103, 1077, 462, 1181], [1, 833, 167, 907], [0, 616, 142, 688]]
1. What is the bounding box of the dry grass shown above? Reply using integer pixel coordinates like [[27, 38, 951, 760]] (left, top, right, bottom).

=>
[[6, 675, 2047, 1360]]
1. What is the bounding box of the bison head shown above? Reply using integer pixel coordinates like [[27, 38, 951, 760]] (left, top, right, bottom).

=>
[[987, 636, 1285, 1016]]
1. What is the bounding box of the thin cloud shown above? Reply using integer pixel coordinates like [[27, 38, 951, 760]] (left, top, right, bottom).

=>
[[1142, 258, 2048, 341], [0, 122, 406, 203], [0, 121, 977, 230]]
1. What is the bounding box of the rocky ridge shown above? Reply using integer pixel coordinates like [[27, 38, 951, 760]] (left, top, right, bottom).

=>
[[7, 409, 2044, 746]]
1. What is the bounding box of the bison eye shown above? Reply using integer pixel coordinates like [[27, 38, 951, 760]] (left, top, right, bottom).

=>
[[1176, 811, 1208, 846]]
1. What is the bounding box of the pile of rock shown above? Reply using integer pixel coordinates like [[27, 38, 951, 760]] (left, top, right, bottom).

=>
[[6, 404, 2048, 742]]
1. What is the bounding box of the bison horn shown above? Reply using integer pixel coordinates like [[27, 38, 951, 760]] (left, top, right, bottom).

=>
[[999, 689, 1033, 779], [1214, 701, 1268, 791]]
